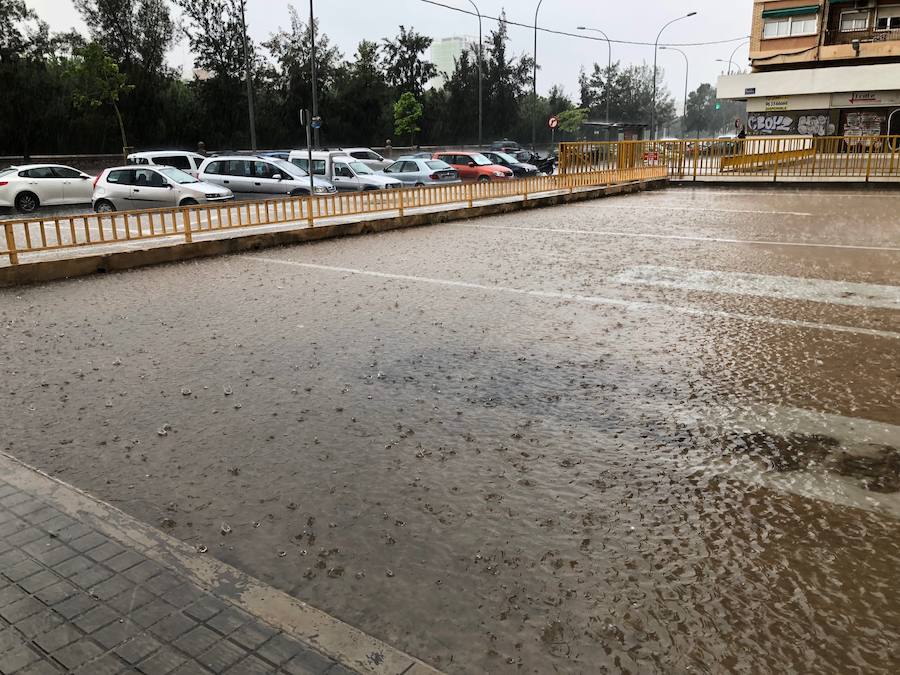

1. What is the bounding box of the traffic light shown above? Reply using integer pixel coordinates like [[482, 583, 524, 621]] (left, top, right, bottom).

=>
[[715, 102, 722, 110]]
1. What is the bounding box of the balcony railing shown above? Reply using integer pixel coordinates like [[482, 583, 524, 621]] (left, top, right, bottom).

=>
[[824, 27, 900, 46]]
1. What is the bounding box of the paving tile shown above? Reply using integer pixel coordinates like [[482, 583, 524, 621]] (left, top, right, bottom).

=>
[[14, 610, 64, 638], [0, 519, 26, 539], [123, 560, 164, 584], [107, 587, 155, 614], [129, 598, 176, 629], [198, 638, 246, 672], [159, 584, 203, 610], [69, 532, 108, 554], [104, 551, 145, 574], [34, 623, 83, 652], [323, 664, 357, 675], [255, 632, 305, 666], [0, 584, 28, 608], [91, 574, 135, 601], [31, 545, 78, 568], [135, 645, 186, 675], [0, 643, 42, 672], [70, 565, 114, 590], [93, 619, 141, 649], [22, 537, 62, 557], [230, 620, 277, 651], [205, 606, 250, 636], [9, 498, 48, 517], [73, 605, 119, 634], [0, 596, 46, 623], [52, 523, 94, 543], [0, 485, 17, 499], [19, 570, 61, 594], [24, 507, 62, 526], [19, 660, 64, 675], [72, 652, 131, 674], [7, 526, 48, 547], [147, 612, 197, 643], [52, 555, 94, 578], [172, 625, 219, 657], [0, 625, 23, 654], [226, 654, 278, 674], [53, 593, 99, 620], [142, 572, 180, 597], [33, 580, 79, 606], [281, 647, 337, 675], [86, 541, 125, 563], [53, 638, 103, 671], [40, 514, 77, 533], [114, 633, 162, 664], [3, 558, 44, 582], [170, 661, 213, 675], [184, 595, 228, 623], [0, 492, 32, 508]]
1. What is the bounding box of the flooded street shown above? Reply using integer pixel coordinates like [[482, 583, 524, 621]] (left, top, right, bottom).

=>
[[1, 186, 898, 674]]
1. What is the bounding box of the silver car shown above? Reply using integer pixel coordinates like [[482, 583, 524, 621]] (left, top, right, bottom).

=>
[[381, 158, 461, 186], [343, 147, 392, 171], [92, 166, 233, 212], [198, 156, 336, 197]]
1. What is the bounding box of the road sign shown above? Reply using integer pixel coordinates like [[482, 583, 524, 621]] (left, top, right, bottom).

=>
[[642, 151, 659, 163], [548, 116, 559, 129]]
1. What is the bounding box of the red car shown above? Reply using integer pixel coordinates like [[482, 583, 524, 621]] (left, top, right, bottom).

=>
[[432, 151, 514, 182]]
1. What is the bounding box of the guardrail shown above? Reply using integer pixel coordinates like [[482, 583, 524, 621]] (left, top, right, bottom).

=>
[[1, 167, 666, 266], [559, 135, 900, 182]]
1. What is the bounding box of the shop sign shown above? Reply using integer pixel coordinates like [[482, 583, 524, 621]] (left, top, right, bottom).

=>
[[765, 97, 789, 111]]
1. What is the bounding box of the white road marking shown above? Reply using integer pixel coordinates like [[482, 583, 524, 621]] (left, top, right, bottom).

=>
[[591, 204, 814, 216], [249, 257, 900, 340], [648, 189, 900, 199], [614, 266, 900, 310], [455, 223, 900, 253]]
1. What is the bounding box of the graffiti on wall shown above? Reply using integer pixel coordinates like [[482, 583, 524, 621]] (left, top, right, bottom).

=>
[[747, 111, 837, 136]]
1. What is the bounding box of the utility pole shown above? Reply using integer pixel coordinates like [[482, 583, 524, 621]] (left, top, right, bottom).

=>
[[577, 27, 613, 136], [660, 46, 689, 137], [531, 0, 545, 152], [236, 0, 257, 151], [465, 1, 483, 148], [309, 0, 320, 148]]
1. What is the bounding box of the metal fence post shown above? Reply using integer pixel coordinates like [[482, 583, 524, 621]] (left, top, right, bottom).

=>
[[307, 196, 315, 228], [865, 136, 874, 182], [772, 138, 780, 183], [4, 222, 18, 265], [398, 188, 405, 217], [467, 183, 474, 208]]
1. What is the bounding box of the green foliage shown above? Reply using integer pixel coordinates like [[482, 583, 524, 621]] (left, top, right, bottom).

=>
[[579, 61, 676, 131], [382, 26, 436, 98], [70, 42, 134, 149], [683, 83, 746, 137], [394, 92, 423, 145], [557, 108, 588, 134]]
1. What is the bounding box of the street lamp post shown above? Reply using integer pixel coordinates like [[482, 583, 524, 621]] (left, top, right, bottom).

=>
[[532, 0, 545, 152], [465, 0, 483, 148], [715, 58, 739, 74], [235, 0, 257, 151], [309, 0, 320, 148], [651, 11, 696, 140], [660, 46, 689, 137], [576, 26, 613, 130], [725, 39, 750, 75]]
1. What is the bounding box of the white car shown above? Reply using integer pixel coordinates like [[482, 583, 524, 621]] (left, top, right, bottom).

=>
[[92, 166, 233, 212], [127, 151, 207, 178], [197, 156, 337, 197], [288, 151, 403, 191], [0, 164, 95, 214], [342, 148, 392, 171]]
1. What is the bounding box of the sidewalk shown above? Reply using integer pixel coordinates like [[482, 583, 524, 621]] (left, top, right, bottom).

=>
[[0, 453, 439, 675]]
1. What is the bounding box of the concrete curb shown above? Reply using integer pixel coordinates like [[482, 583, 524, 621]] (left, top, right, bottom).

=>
[[0, 179, 667, 287], [0, 451, 443, 675]]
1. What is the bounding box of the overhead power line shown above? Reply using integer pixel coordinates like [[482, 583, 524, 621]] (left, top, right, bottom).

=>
[[417, 0, 750, 47]]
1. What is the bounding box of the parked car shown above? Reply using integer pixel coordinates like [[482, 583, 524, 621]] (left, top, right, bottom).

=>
[[198, 155, 336, 197], [258, 150, 292, 161], [0, 164, 94, 214], [127, 151, 207, 178], [490, 139, 523, 153], [432, 152, 514, 182], [481, 151, 539, 177], [398, 152, 434, 160], [342, 147, 392, 171], [92, 166, 232, 212], [381, 158, 460, 186], [288, 151, 403, 191]]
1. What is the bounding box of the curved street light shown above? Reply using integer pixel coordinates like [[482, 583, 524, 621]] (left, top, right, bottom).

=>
[[532, 0, 545, 151], [660, 46, 689, 137], [576, 26, 613, 128], [651, 11, 696, 140], [726, 39, 750, 75], [464, 0, 484, 148], [715, 58, 739, 74]]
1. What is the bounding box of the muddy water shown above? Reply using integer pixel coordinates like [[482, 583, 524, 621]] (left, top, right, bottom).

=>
[[1, 188, 899, 674]]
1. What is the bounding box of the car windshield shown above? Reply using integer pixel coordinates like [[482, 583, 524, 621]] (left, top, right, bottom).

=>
[[272, 158, 307, 177], [0, 168, 15, 178], [470, 154, 493, 166], [425, 161, 451, 170], [158, 167, 198, 184], [492, 152, 519, 164], [348, 161, 374, 175]]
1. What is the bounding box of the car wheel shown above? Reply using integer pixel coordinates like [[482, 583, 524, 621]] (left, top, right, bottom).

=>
[[14, 192, 39, 214], [180, 198, 198, 207], [478, 176, 490, 184], [94, 200, 115, 213], [414, 182, 424, 187]]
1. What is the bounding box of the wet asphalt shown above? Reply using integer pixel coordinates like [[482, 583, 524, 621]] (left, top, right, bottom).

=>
[[1, 186, 898, 674]]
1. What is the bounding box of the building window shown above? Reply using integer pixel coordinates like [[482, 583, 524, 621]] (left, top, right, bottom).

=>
[[840, 10, 870, 32], [876, 5, 900, 31], [762, 15, 818, 38]]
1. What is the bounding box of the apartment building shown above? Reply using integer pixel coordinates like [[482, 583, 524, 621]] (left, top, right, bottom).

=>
[[718, 1, 900, 137]]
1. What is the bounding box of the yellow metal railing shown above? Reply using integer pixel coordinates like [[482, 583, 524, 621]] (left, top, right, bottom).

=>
[[1, 167, 666, 266], [559, 135, 900, 181]]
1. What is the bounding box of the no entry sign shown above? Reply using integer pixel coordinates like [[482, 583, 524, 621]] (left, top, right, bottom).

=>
[[548, 116, 559, 129]]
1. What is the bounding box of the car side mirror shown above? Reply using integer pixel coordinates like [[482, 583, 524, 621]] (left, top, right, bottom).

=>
[[80, 175, 90, 180], [273, 173, 283, 180], [468, 161, 476, 167], [166, 183, 173, 189]]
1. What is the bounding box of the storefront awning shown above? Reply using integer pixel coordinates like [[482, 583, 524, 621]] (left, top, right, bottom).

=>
[[761, 6, 820, 18]]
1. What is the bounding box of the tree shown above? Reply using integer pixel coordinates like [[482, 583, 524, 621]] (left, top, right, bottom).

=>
[[557, 108, 588, 134], [483, 13, 533, 141], [579, 61, 675, 132], [382, 26, 436, 98], [70, 42, 134, 152], [683, 83, 746, 137], [394, 92, 423, 145]]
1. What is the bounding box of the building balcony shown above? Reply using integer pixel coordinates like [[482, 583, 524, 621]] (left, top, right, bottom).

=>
[[820, 28, 900, 60]]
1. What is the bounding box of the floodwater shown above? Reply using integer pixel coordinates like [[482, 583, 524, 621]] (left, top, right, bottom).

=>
[[1, 186, 898, 674]]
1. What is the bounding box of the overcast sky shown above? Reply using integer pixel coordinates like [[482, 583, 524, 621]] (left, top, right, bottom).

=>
[[25, 0, 752, 104]]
